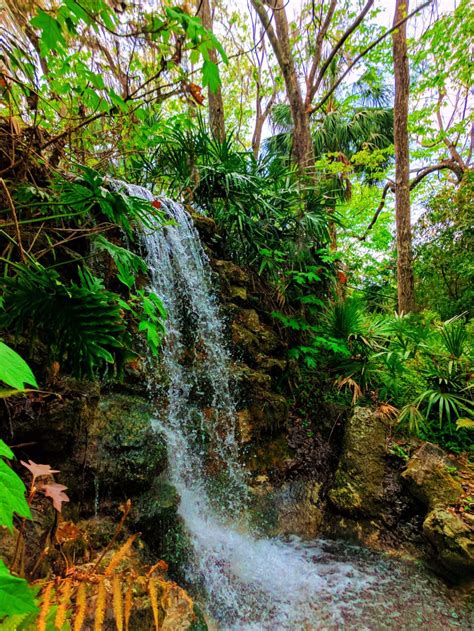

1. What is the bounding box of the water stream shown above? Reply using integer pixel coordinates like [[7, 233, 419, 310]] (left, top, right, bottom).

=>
[[111, 181, 471, 630]]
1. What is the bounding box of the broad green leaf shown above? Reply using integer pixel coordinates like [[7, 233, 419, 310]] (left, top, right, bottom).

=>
[[0, 560, 37, 617], [202, 60, 220, 93], [30, 10, 66, 52], [0, 455, 31, 531], [0, 343, 37, 390]]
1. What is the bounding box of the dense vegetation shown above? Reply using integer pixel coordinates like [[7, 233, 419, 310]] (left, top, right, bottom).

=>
[[0, 0, 472, 625]]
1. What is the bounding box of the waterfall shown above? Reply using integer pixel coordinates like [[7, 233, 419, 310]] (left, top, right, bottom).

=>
[[109, 180, 469, 630]]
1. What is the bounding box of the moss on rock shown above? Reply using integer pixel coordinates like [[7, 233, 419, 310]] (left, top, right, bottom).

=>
[[328, 406, 388, 517]]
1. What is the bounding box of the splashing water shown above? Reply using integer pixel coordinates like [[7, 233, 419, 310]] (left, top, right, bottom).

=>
[[110, 180, 471, 630]]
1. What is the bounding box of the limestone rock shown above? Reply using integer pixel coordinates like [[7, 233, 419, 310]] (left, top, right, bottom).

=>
[[328, 406, 388, 517], [230, 285, 247, 302], [212, 259, 249, 284], [190, 211, 217, 239], [402, 443, 464, 509], [231, 309, 280, 359], [423, 509, 474, 579]]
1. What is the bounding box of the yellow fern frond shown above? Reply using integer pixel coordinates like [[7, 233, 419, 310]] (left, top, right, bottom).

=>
[[73, 582, 87, 631], [55, 578, 72, 629], [124, 580, 133, 631], [104, 534, 138, 576], [147, 577, 160, 631], [94, 578, 107, 631], [38, 581, 53, 631], [112, 574, 123, 631]]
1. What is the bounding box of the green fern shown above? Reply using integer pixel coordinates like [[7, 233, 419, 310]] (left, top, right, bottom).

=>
[[0, 264, 126, 377]]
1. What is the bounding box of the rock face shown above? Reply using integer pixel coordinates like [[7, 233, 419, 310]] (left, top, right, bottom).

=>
[[328, 406, 388, 516], [401, 443, 473, 579], [325, 412, 474, 581], [402, 443, 464, 509]]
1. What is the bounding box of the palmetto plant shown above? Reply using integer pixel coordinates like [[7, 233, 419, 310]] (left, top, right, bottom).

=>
[[1, 264, 126, 377]]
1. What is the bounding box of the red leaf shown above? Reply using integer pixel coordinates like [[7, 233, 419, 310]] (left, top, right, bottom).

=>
[[42, 482, 69, 513], [337, 271, 348, 284], [21, 460, 60, 482], [151, 200, 161, 209]]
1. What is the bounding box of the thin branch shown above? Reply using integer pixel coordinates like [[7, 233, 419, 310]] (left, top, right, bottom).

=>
[[0, 177, 26, 262], [357, 158, 464, 240], [311, 0, 432, 114], [311, 0, 374, 100]]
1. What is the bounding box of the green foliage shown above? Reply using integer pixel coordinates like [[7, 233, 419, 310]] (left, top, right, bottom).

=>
[[1, 264, 126, 377], [0, 561, 37, 619], [0, 440, 31, 531], [413, 177, 474, 319], [93, 235, 148, 289], [0, 342, 37, 391]]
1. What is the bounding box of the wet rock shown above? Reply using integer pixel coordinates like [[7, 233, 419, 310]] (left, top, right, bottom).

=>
[[212, 259, 249, 284], [231, 309, 280, 360], [96, 393, 167, 495], [230, 285, 248, 302], [190, 211, 217, 239], [402, 443, 464, 509], [236, 409, 253, 444], [276, 480, 324, 538], [423, 509, 474, 579], [328, 406, 388, 517]]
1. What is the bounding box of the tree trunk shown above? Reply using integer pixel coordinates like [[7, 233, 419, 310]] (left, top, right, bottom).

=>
[[251, 0, 315, 174], [198, 0, 226, 141], [392, 0, 415, 313]]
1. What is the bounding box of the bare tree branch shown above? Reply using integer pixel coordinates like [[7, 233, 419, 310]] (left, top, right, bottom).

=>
[[311, 0, 432, 115], [311, 0, 374, 100]]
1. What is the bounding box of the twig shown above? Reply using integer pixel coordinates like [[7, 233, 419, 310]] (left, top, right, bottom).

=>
[[0, 178, 25, 262]]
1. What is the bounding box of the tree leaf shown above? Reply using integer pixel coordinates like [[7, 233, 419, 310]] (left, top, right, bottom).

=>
[[202, 60, 220, 93], [0, 560, 37, 617], [0, 342, 37, 390], [20, 461, 59, 482], [30, 10, 66, 52], [0, 442, 31, 531], [42, 483, 69, 513]]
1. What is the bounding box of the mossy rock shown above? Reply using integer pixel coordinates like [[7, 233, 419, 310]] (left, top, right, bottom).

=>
[[97, 393, 167, 494], [329, 406, 388, 517], [402, 443, 464, 510], [423, 509, 474, 579]]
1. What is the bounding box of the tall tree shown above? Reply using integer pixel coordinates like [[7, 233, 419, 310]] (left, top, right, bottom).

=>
[[198, 0, 226, 141], [392, 0, 415, 313]]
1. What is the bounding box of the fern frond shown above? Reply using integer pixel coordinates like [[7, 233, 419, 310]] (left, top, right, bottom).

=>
[[94, 578, 106, 631], [104, 534, 138, 576], [55, 578, 72, 629], [112, 575, 124, 631], [124, 580, 133, 631], [73, 582, 87, 631], [38, 582, 53, 631], [147, 577, 160, 631]]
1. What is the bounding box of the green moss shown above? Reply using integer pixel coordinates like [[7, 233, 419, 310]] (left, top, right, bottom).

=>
[[97, 394, 167, 493]]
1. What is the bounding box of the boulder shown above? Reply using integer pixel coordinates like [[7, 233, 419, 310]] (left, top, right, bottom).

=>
[[402, 443, 464, 509], [329, 406, 388, 517], [423, 509, 474, 579]]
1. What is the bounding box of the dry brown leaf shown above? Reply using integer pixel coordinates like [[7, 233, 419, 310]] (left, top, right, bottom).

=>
[[42, 482, 70, 513], [21, 460, 59, 481]]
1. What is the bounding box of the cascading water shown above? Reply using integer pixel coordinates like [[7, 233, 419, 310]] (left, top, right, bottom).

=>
[[109, 180, 470, 630]]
